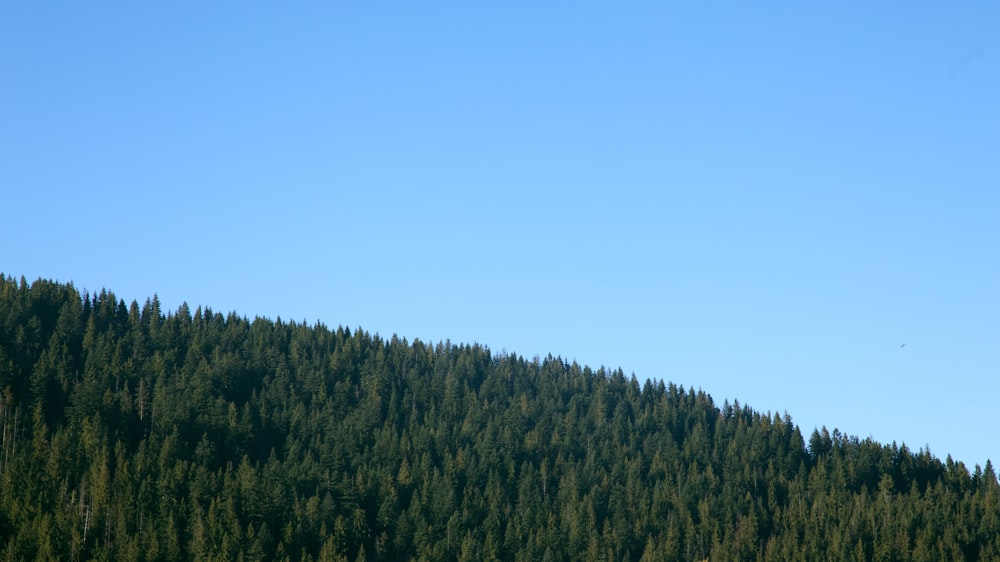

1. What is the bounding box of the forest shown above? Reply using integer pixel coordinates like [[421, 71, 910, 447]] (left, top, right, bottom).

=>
[[1, 275, 998, 561]]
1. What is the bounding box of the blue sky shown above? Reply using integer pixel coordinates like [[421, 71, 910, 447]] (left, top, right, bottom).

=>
[[2, 3, 997, 467]]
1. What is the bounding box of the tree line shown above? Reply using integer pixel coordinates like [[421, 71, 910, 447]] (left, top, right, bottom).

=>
[[1, 275, 997, 561]]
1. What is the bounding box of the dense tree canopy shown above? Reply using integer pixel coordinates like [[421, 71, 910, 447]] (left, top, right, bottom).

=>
[[1, 275, 997, 561]]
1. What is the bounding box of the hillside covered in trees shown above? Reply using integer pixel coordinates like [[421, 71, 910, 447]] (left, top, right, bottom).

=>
[[1, 275, 998, 561]]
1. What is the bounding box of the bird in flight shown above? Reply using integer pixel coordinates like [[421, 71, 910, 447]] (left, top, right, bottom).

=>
[[900, 344, 907, 348]]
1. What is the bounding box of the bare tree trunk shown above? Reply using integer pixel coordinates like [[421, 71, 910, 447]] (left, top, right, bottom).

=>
[[83, 501, 91, 544], [0, 395, 6, 473]]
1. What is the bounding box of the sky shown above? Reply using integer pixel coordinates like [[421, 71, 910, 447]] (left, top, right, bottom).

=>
[[2, 2, 997, 468]]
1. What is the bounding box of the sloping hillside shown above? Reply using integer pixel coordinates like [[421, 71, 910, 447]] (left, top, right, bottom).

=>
[[1, 275, 997, 561]]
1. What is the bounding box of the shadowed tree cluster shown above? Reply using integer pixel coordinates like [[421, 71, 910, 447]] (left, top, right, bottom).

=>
[[1, 275, 997, 561]]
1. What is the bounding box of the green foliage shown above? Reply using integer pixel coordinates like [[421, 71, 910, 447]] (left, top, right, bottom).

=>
[[1, 275, 998, 560]]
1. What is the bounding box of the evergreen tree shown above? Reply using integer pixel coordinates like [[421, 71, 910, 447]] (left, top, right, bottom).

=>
[[1, 276, 997, 560]]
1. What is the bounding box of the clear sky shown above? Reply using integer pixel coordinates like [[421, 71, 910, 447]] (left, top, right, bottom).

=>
[[2, 3, 997, 467]]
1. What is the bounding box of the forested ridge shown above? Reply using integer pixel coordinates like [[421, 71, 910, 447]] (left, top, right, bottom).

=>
[[1, 275, 997, 561]]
